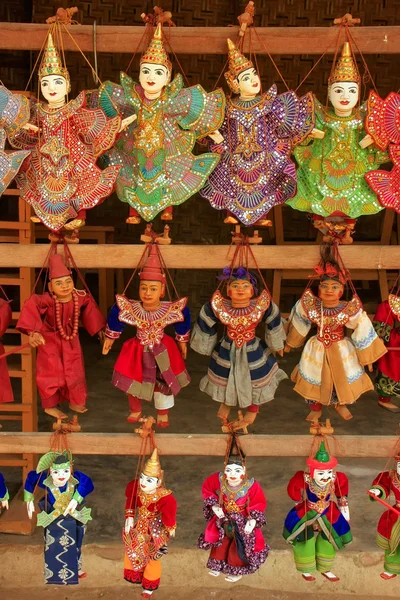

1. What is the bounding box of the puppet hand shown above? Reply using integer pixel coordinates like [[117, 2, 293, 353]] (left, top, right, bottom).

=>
[[340, 504, 350, 522], [309, 127, 325, 139], [125, 517, 134, 534], [97, 330, 105, 345], [276, 348, 284, 357], [27, 500, 35, 519], [209, 130, 224, 144], [63, 499, 78, 517], [369, 488, 382, 498], [1, 499, 9, 510], [359, 133, 373, 149], [102, 337, 115, 355], [244, 519, 256, 534], [367, 363, 374, 372], [22, 123, 39, 133], [120, 114, 137, 132], [284, 343, 291, 354], [212, 506, 225, 519], [28, 332, 45, 348], [177, 341, 187, 360], [169, 528, 176, 538]]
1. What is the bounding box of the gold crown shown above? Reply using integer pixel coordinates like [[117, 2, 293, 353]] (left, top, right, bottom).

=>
[[39, 33, 70, 88], [140, 23, 172, 72], [142, 448, 163, 479], [329, 42, 360, 85], [224, 38, 254, 93]]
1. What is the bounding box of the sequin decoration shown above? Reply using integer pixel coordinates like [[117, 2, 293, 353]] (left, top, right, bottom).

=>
[[388, 293, 400, 318]]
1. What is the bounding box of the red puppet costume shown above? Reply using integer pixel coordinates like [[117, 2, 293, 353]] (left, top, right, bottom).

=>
[[17, 254, 105, 416], [373, 294, 400, 412], [0, 298, 13, 403]]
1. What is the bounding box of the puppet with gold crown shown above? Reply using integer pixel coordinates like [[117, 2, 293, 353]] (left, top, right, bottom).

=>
[[200, 39, 316, 226], [102, 245, 190, 428], [95, 23, 224, 224], [283, 441, 352, 582], [123, 448, 177, 598], [17, 253, 105, 420], [8, 31, 134, 234], [287, 43, 388, 241]]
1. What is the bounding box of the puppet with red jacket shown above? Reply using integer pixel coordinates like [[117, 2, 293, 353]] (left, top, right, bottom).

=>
[[283, 441, 352, 582], [373, 293, 400, 413], [0, 297, 13, 404], [123, 448, 177, 599], [369, 452, 400, 579], [16, 254, 106, 420]]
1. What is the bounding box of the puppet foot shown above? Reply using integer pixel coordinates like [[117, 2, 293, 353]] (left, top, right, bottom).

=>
[[208, 570, 220, 577], [335, 405, 353, 420], [224, 215, 239, 224], [69, 403, 88, 414], [45, 407, 68, 419], [225, 574, 242, 583], [156, 413, 169, 428], [141, 592, 154, 599], [253, 218, 272, 227], [380, 572, 397, 580], [301, 573, 316, 582], [321, 571, 340, 582], [78, 570, 87, 579], [127, 411, 142, 423], [243, 409, 258, 425], [217, 403, 231, 421], [30, 216, 41, 223], [64, 218, 85, 230], [378, 399, 400, 413], [306, 410, 322, 421], [126, 216, 141, 224]]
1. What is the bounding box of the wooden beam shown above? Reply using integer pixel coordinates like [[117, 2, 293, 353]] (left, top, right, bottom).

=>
[[0, 243, 398, 270], [0, 432, 398, 458], [0, 23, 399, 55]]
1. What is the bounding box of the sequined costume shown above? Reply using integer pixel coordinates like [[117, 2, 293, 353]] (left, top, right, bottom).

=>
[[200, 87, 315, 225], [124, 478, 177, 591], [0, 298, 13, 403], [369, 468, 400, 575], [190, 289, 287, 408], [9, 91, 121, 231], [373, 294, 400, 399], [286, 289, 386, 406], [198, 472, 269, 576], [365, 91, 400, 213], [0, 85, 30, 195]]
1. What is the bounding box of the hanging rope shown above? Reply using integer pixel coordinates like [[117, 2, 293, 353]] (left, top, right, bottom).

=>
[[252, 27, 290, 92], [125, 24, 151, 74]]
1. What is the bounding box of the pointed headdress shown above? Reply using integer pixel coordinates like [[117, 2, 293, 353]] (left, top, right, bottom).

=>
[[306, 441, 338, 476], [328, 42, 360, 85], [140, 23, 172, 72], [49, 253, 71, 280], [224, 433, 246, 468], [142, 448, 163, 480], [224, 38, 254, 93], [139, 245, 166, 284], [39, 32, 71, 91]]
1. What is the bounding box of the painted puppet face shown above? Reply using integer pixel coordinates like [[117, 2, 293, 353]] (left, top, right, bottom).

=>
[[50, 466, 72, 487], [139, 63, 170, 95], [237, 67, 261, 98], [139, 473, 159, 494], [329, 82, 359, 115], [139, 280, 164, 307], [41, 75, 68, 105], [313, 468, 334, 488], [224, 463, 246, 487], [227, 279, 254, 303], [48, 274, 74, 300], [318, 279, 344, 305]]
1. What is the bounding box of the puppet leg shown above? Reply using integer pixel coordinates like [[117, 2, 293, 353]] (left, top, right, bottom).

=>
[[306, 402, 322, 421], [77, 522, 87, 578], [315, 533, 337, 579], [224, 211, 239, 224], [68, 384, 88, 414], [382, 546, 400, 577], [154, 392, 174, 428], [292, 536, 317, 575], [126, 206, 141, 224], [217, 403, 231, 422], [127, 395, 142, 422], [123, 551, 144, 584], [243, 404, 259, 424], [142, 559, 162, 597], [42, 391, 68, 419], [208, 535, 230, 574], [378, 394, 400, 413]]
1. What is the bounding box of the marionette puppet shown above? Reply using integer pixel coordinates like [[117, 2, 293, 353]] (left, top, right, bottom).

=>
[[95, 22, 225, 224], [103, 244, 190, 428], [373, 292, 400, 413], [0, 472, 9, 511], [198, 434, 269, 582], [285, 244, 386, 423], [123, 448, 177, 598], [200, 38, 317, 227], [369, 449, 400, 579], [283, 440, 351, 582], [287, 42, 389, 243], [190, 262, 286, 431], [17, 253, 106, 421], [24, 450, 93, 584], [8, 27, 135, 236], [0, 294, 14, 404]]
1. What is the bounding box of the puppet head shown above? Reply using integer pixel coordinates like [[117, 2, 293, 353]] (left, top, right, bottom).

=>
[[306, 441, 338, 487], [140, 448, 163, 494], [219, 266, 258, 307], [139, 23, 171, 97], [37, 451, 73, 487], [315, 245, 346, 306], [328, 42, 360, 116], [224, 435, 246, 488], [48, 254, 74, 300], [139, 245, 166, 308], [225, 38, 260, 97], [39, 33, 71, 105]]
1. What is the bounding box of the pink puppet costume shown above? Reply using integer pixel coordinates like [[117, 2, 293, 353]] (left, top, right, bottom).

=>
[[0, 298, 14, 403]]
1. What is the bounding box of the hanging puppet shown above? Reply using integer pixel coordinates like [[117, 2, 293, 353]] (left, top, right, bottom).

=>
[[287, 42, 389, 242], [24, 450, 94, 584], [0, 472, 9, 510], [103, 244, 190, 428], [17, 252, 106, 420], [0, 295, 14, 404], [198, 433, 269, 582], [124, 448, 177, 598], [284, 244, 386, 422], [369, 449, 400, 579], [94, 22, 225, 224], [8, 30, 135, 234], [283, 440, 351, 582], [372, 293, 400, 413], [364, 91, 400, 213], [0, 85, 31, 195], [200, 38, 316, 226], [190, 264, 286, 430]]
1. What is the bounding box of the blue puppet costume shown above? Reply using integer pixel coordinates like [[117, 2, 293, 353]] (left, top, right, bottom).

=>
[[24, 451, 94, 585], [0, 472, 9, 509]]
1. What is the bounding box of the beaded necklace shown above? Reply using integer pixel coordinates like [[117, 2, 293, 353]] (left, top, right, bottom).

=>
[[54, 289, 79, 341]]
